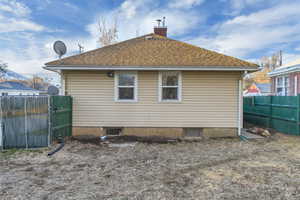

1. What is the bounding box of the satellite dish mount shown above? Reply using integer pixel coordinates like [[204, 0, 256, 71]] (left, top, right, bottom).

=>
[[53, 41, 67, 59]]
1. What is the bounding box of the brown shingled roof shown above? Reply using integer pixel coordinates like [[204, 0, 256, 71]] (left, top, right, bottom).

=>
[[45, 33, 258, 68]]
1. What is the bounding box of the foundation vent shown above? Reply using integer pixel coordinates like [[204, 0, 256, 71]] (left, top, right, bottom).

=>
[[184, 128, 202, 137], [105, 128, 123, 136]]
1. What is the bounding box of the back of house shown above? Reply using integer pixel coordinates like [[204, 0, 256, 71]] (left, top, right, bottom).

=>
[[45, 23, 258, 138]]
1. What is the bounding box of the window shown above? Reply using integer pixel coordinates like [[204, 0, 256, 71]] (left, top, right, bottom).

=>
[[115, 72, 137, 102], [276, 76, 289, 96], [159, 71, 182, 102]]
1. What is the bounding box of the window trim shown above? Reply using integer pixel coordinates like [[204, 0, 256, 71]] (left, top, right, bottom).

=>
[[158, 71, 182, 102], [276, 76, 289, 96], [114, 71, 138, 102], [295, 76, 298, 96]]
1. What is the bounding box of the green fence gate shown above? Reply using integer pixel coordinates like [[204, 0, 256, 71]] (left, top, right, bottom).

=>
[[244, 95, 300, 135], [50, 96, 72, 141]]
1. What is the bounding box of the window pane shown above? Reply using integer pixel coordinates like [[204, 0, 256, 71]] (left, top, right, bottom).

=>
[[119, 74, 135, 86], [119, 88, 134, 100], [277, 77, 283, 86], [285, 77, 289, 87], [162, 73, 178, 86], [162, 88, 178, 100], [277, 88, 283, 96]]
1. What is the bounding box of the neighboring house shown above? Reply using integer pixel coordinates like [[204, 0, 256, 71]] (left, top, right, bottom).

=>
[[244, 83, 271, 96], [248, 67, 271, 84], [44, 24, 258, 138], [269, 58, 300, 96], [0, 81, 40, 96]]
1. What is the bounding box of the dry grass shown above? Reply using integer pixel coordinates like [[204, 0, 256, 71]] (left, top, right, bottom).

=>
[[1, 134, 300, 200]]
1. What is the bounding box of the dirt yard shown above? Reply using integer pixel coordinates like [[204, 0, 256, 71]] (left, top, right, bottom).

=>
[[1, 134, 300, 200]]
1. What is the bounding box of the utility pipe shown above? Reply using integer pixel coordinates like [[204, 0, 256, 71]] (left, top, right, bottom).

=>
[[47, 139, 64, 156], [238, 71, 248, 137], [238, 79, 242, 136]]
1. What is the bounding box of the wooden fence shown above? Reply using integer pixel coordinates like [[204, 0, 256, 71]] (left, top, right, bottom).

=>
[[244, 96, 300, 135]]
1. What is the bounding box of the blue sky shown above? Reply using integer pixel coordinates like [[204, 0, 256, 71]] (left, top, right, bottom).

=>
[[1, 0, 300, 74]]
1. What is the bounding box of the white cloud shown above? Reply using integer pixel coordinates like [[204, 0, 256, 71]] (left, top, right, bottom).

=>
[[0, 0, 31, 17], [224, 2, 300, 27], [0, 49, 50, 74], [0, 0, 45, 33], [282, 53, 300, 66], [0, 30, 101, 75], [168, 0, 205, 9], [0, 1, 49, 74], [0, 18, 44, 32], [87, 0, 204, 42], [120, 0, 138, 19], [63, 2, 79, 11], [226, 0, 273, 15], [188, 1, 300, 58]]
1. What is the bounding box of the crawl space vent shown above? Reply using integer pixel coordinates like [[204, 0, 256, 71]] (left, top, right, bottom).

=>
[[106, 128, 123, 136], [184, 128, 202, 137]]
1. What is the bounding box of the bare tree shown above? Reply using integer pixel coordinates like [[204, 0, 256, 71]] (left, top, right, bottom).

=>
[[260, 51, 282, 71], [0, 61, 8, 79], [97, 17, 118, 47], [27, 75, 51, 91]]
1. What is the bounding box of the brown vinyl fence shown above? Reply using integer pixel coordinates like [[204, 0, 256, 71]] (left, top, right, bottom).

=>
[[244, 95, 300, 135]]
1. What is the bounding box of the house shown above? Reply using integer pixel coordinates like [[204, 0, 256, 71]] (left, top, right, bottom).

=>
[[44, 24, 258, 138], [244, 83, 271, 96], [0, 81, 40, 96], [269, 58, 300, 96]]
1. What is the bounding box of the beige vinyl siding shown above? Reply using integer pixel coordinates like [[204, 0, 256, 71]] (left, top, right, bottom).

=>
[[64, 70, 241, 128]]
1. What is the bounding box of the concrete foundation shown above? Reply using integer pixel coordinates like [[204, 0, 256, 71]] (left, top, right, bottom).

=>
[[72, 127, 105, 137], [123, 127, 183, 138], [72, 127, 238, 138], [202, 128, 238, 138]]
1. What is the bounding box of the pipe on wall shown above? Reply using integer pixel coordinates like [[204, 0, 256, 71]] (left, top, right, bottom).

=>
[[238, 71, 247, 136]]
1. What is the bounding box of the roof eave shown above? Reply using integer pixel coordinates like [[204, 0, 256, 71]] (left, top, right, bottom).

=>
[[268, 65, 300, 77], [44, 65, 258, 71]]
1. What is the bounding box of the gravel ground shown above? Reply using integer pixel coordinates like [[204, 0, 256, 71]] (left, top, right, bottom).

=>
[[1, 134, 300, 200]]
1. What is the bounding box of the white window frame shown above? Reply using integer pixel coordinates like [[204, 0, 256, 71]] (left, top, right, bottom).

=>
[[114, 71, 138, 102], [276, 76, 289, 96], [158, 71, 182, 102]]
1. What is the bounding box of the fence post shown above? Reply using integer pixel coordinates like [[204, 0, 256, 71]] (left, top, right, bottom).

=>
[[0, 97, 2, 150], [297, 95, 300, 135], [70, 96, 73, 137], [24, 97, 28, 149], [269, 96, 273, 129], [48, 96, 51, 147]]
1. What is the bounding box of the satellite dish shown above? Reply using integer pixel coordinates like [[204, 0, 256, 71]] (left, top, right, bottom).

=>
[[47, 85, 59, 95], [53, 41, 67, 58]]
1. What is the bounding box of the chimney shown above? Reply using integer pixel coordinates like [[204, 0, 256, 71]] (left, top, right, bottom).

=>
[[154, 17, 167, 37]]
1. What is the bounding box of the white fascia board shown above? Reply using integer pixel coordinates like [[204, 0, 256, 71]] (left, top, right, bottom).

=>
[[44, 65, 258, 71], [268, 65, 300, 77]]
